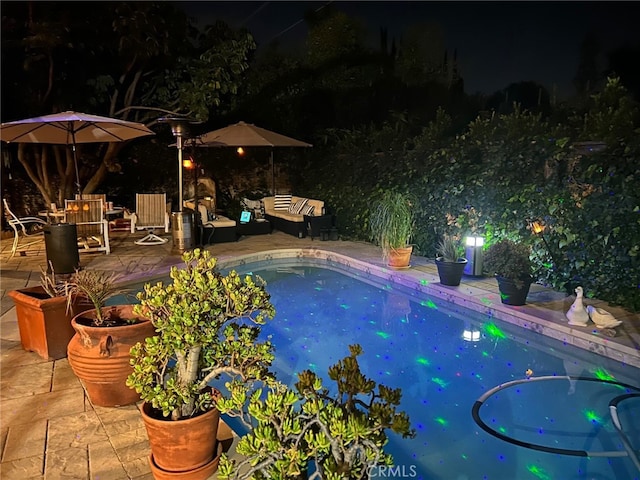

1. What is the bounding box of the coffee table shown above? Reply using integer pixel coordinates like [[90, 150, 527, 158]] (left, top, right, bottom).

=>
[[237, 219, 271, 236]]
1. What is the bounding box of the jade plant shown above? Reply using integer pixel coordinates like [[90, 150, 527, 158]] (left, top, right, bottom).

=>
[[126, 249, 277, 421], [217, 344, 416, 480]]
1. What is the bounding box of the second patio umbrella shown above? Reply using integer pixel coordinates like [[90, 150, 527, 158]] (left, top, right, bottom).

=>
[[197, 121, 312, 194], [0, 111, 155, 195]]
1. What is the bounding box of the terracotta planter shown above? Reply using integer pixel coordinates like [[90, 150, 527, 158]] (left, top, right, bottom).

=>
[[141, 402, 221, 474], [148, 450, 221, 480], [8, 286, 92, 360], [386, 246, 413, 269], [496, 276, 533, 306], [435, 258, 468, 286], [67, 305, 155, 407]]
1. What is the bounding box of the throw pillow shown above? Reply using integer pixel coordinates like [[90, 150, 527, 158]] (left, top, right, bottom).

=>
[[301, 204, 315, 216], [274, 194, 292, 210], [288, 198, 308, 214]]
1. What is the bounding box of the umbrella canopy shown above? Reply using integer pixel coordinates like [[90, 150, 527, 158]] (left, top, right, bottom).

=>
[[197, 121, 312, 194], [0, 111, 155, 194], [198, 121, 312, 148]]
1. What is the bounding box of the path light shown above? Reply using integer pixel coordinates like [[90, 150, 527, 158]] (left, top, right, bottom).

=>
[[464, 236, 484, 276], [237, 147, 245, 156]]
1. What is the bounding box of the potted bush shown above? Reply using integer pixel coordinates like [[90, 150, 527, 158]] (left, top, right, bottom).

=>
[[7, 264, 91, 360], [126, 248, 278, 479], [217, 344, 416, 480], [435, 234, 468, 286], [66, 269, 155, 407], [483, 239, 534, 306], [369, 191, 416, 269]]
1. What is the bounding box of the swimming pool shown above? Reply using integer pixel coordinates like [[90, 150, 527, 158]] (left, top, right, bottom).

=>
[[124, 257, 639, 479], [228, 259, 640, 480]]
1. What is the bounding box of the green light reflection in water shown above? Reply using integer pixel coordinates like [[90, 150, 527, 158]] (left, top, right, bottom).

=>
[[527, 465, 551, 480], [485, 322, 506, 339]]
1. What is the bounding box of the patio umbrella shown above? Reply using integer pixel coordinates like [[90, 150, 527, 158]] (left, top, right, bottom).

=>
[[0, 111, 155, 195], [197, 121, 312, 194]]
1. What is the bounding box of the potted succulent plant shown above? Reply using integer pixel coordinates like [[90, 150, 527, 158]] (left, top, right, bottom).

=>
[[435, 234, 468, 286], [7, 263, 92, 360], [66, 269, 155, 407], [126, 249, 278, 479], [217, 344, 416, 480], [483, 239, 534, 306], [369, 191, 416, 269]]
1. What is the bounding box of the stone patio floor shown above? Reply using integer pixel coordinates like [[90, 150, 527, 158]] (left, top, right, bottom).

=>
[[1, 229, 638, 479]]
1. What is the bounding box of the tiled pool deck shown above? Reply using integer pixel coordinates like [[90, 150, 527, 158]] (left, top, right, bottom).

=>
[[1, 230, 638, 479]]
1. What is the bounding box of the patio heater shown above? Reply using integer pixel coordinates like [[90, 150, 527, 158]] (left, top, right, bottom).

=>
[[159, 117, 197, 252]]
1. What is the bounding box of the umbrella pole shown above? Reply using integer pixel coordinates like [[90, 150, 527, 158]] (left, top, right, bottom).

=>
[[271, 150, 275, 195], [72, 138, 81, 198]]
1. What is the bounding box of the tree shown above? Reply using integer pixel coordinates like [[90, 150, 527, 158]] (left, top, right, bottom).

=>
[[1, 2, 256, 205]]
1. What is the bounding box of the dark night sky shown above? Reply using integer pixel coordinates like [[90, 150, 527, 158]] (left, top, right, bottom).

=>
[[178, 1, 640, 98]]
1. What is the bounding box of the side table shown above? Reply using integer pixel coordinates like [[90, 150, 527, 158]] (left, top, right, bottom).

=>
[[237, 219, 272, 236], [305, 214, 333, 239]]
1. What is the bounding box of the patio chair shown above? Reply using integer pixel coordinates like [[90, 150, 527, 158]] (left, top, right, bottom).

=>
[[64, 199, 111, 254], [130, 193, 169, 245], [3, 198, 47, 257], [75, 193, 107, 202]]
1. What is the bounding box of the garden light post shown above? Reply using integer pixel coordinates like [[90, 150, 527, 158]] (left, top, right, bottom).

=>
[[463, 236, 484, 276]]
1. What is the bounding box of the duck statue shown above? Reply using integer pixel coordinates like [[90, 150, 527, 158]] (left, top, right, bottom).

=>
[[586, 305, 622, 329], [566, 286, 590, 326]]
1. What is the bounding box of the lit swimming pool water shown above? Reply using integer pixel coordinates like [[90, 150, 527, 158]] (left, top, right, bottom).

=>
[[126, 258, 640, 479], [230, 259, 639, 480]]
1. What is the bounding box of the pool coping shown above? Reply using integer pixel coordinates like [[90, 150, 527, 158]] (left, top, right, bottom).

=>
[[214, 248, 640, 370]]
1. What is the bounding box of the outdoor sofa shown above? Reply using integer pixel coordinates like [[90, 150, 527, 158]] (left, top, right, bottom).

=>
[[262, 195, 326, 238]]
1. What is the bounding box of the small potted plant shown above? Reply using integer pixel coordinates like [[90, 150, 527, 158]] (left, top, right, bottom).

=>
[[483, 239, 534, 306], [369, 191, 416, 269], [126, 248, 278, 479], [7, 263, 91, 360], [435, 234, 467, 286], [66, 269, 155, 407], [217, 344, 416, 480]]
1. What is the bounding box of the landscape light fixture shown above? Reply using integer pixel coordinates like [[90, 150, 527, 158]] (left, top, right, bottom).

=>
[[529, 219, 560, 269], [463, 236, 484, 276], [237, 147, 245, 156]]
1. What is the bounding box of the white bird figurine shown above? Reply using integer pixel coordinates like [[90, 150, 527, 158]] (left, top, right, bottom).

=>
[[566, 286, 590, 326], [586, 305, 622, 329]]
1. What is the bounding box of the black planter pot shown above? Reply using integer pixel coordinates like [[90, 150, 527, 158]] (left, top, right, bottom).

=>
[[495, 275, 533, 306], [435, 258, 468, 286]]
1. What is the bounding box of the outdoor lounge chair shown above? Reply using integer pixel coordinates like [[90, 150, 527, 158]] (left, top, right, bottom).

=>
[[3, 198, 47, 257], [130, 193, 169, 245], [64, 199, 111, 254]]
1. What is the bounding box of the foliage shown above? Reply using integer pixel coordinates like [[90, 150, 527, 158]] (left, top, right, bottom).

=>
[[1, 2, 255, 204], [39, 263, 72, 298], [217, 344, 415, 480], [297, 77, 639, 311], [482, 240, 533, 283], [65, 270, 127, 325], [435, 235, 463, 262], [369, 191, 416, 258], [126, 249, 277, 422]]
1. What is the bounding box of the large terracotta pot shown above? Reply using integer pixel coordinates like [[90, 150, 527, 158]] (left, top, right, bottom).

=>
[[435, 258, 468, 286], [8, 286, 92, 360], [141, 402, 221, 475], [386, 246, 413, 269], [67, 305, 155, 407]]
